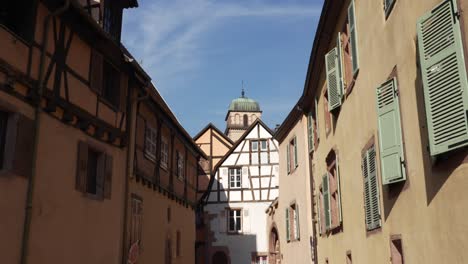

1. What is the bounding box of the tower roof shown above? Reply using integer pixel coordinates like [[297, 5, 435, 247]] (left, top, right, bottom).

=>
[[228, 90, 261, 112]]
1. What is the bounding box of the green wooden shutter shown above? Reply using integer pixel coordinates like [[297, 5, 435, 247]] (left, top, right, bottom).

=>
[[376, 78, 406, 185], [285, 208, 290, 241], [322, 173, 331, 230], [293, 137, 298, 167], [325, 43, 344, 111], [336, 156, 343, 223], [286, 144, 291, 174], [348, 0, 359, 75], [295, 204, 300, 239], [417, 0, 468, 156], [363, 147, 381, 230], [307, 112, 314, 152]]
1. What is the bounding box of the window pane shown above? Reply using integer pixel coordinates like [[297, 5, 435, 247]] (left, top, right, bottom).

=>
[[261, 140, 267, 150]]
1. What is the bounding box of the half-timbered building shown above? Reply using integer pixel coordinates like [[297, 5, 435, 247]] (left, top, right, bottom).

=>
[[126, 82, 206, 264], [193, 123, 234, 264], [201, 117, 280, 264], [0, 0, 139, 263]]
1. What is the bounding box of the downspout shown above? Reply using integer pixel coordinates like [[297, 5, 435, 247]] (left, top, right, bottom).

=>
[[20, 1, 70, 264], [121, 85, 149, 264]]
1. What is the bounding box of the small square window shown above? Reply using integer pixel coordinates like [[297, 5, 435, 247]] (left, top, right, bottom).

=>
[[229, 168, 242, 188]]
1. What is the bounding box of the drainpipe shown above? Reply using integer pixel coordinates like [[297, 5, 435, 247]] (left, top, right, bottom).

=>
[[121, 86, 149, 264], [20, 1, 70, 264]]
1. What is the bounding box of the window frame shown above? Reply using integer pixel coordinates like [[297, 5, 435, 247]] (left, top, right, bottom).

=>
[[144, 124, 157, 161], [227, 208, 242, 233], [260, 140, 268, 151], [228, 167, 242, 189], [251, 140, 259, 152], [176, 151, 185, 180], [130, 194, 143, 248], [160, 136, 169, 169]]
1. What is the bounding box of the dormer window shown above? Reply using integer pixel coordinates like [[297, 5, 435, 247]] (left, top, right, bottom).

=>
[[103, 0, 123, 41]]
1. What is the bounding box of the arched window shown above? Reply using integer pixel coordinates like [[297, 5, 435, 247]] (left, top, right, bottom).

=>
[[243, 114, 248, 127]]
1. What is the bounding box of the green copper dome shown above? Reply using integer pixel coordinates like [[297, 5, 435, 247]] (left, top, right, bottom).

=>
[[228, 90, 261, 112]]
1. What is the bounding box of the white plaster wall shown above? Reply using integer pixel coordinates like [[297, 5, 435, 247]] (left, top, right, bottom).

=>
[[207, 202, 271, 264]]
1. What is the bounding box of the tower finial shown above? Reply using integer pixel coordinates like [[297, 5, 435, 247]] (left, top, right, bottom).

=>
[[241, 80, 245, 98]]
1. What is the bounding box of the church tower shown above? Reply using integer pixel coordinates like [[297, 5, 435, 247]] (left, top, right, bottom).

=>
[[225, 90, 262, 142]]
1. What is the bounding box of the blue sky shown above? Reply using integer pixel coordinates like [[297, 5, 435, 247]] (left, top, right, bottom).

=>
[[122, 0, 323, 136]]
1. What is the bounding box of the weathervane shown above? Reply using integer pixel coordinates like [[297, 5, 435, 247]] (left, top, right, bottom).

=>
[[241, 80, 245, 98]]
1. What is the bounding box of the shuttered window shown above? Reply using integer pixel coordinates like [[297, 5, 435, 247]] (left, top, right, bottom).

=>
[[307, 112, 314, 153], [293, 137, 298, 167], [285, 208, 290, 241], [294, 204, 300, 240], [76, 141, 113, 199], [417, 0, 468, 156], [362, 146, 381, 230], [315, 97, 320, 142], [325, 36, 345, 111], [322, 173, 331, 231], [376, 78, 406, 185], [384, 0, 396, 17], [348, 0, 359, 75]]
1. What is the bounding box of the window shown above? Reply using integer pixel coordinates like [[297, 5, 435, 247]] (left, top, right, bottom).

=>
[[228, 209, 242, 232], [130, 195, 143, 247], [144, 124, 157, 161], [102, 60, 121, 108], [0, 111, 8, 169], [243, 114, 249, 127], [255, 256, 267, 264], [384, 0, 396, 17], [286, 137, 298, 174], [319, 149, 342, 233], [229, 168, 241, 188], [286, 203, 300, 242], [325, 36, 344, 112], [362, 146, 381, 230], [161, 137, 169, 169], [176, 231, 181, 257], [323, 92, 332, 134], [251, 141, 259, 151], [103, 0, 123, 40], [376, 78, 406, 184], [347, 0, 359, 77], [390, 236, 404, 264], [260, 140, 268, 151], [307, 112, 314, 153], [76, 141, 113, 199], [0, 0, 37, 41], [346, 251, 352, 264], [176, 151, 184, 180], [417, 0, 468, 156]]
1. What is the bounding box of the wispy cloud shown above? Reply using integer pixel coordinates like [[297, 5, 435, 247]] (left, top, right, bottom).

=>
[[122, 0, 321, 90]]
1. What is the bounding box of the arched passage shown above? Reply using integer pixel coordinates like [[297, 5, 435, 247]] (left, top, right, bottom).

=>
[[269, 227, 281, 264]]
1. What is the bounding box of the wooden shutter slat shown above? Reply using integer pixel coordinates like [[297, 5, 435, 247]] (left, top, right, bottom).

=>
[[90, 50, 103, 94], [376, 78, 406, 185], [104, 154, 113, 199], [76, 141, 88, 192], [335, 156, 342, 223], [368, 147, 381, 229], [417, 0, 468, 156], [362, 150, 373, 230]]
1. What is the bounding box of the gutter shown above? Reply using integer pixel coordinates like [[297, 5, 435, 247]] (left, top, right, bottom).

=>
[[20, 1, 71, 263]]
